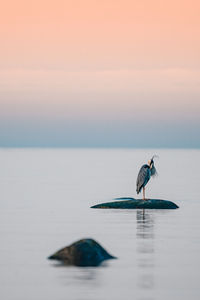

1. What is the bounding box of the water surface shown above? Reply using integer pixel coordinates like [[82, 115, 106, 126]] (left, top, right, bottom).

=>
[[0, 148, 200, 300]]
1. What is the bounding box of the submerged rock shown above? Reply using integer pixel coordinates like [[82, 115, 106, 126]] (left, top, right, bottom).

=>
[[48, 238, 116, 266], [91, 198, 179, 209]]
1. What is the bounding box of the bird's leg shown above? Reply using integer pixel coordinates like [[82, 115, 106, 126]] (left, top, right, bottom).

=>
[[143, 187, 146, 200]]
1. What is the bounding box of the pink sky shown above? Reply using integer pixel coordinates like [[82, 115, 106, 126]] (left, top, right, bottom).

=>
[[0, 0, 200, 146]]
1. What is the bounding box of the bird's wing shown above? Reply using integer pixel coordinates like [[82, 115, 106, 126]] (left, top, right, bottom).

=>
[[136, 165, 151, 194]]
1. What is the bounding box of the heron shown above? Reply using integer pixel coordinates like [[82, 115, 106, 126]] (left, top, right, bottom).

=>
[[136, 156, 158, 200]]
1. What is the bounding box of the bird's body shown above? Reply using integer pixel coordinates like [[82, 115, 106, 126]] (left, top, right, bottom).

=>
[[136, 164, 151, 194], [136, 156, 157, 200]]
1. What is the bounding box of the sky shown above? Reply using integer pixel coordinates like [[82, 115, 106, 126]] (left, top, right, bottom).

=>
[[0, 0, 200, 147]]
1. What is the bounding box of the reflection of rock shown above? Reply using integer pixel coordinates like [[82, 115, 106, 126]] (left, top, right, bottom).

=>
[[91, 198, 179, 209], [136, 210, 155, 290], [48, 238, 116, 267]]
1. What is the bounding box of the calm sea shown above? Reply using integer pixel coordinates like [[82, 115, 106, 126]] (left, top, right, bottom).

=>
[[0, 148, 200, 300]]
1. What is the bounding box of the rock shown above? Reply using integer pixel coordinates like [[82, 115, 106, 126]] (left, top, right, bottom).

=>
[[48, 238, 116, 266], [91, 198, 179, 209]]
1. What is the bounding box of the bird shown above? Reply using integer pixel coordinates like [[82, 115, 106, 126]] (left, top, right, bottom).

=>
[[136, 156, 158, 200]]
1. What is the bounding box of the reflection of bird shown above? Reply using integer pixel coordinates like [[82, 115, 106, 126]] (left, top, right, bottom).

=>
[[136, 156, 157, 200], [136, 210, 155, 240]]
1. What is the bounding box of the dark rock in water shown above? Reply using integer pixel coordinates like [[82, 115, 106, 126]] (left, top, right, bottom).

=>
[[48, 238, 116, 267], [91, 198, 179, 209]]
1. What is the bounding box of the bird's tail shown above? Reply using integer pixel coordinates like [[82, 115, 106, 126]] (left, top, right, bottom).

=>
[[136, 186, 141, 194]]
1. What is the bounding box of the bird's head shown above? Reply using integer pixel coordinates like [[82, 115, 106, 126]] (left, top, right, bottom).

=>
[[148, 159, 153, 166], [148, 155, 158, 176]]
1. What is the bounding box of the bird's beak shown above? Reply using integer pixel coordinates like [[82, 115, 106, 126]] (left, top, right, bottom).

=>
[[151, 155, 159, 160]]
